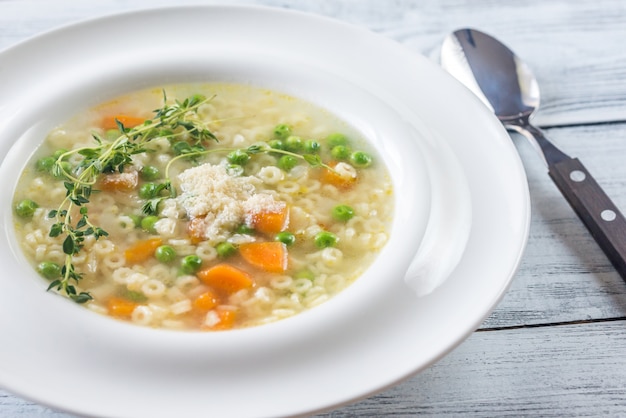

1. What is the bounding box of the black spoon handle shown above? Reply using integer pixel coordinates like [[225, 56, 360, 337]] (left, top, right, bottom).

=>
[[549, 157, 626, 279]]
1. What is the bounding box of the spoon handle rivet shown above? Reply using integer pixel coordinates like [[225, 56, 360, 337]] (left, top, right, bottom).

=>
[[569, 170, 586, 182], [601, 210, 617, 222]]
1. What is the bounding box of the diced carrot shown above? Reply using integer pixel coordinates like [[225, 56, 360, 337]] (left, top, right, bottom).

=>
[[249, 204, 289, 234], [187, 218, 206, 244], [239, 241, 288, 273], [124, 237, 163, 263], [204, 308, 237, 331], [107, 297, 138, 318], [320, 161, 357, 189], [99, 170, 138, 192], [193, 290, 219, 312], [197, 263, 254, 294], [102, 114, 146, 130]]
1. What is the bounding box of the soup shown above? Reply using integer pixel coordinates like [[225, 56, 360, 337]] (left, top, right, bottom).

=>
[[13, 84, 393, 331]]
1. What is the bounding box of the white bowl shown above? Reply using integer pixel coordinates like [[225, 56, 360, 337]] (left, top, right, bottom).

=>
[[0, 5, 528, 418]]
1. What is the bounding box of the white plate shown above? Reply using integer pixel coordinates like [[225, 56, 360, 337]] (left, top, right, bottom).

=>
[[0, 5, 529, 418]]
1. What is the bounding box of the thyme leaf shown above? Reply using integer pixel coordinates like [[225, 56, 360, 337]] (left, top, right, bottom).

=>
[[141, 181, 174, 216]]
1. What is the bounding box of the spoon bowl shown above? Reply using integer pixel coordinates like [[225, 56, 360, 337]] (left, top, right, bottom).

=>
[[442, 29, 540, 122], [441, 28, 626, 281]]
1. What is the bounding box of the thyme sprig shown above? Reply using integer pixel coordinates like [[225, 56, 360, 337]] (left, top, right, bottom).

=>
[[47, 93, 217, 302], [162, 143, 330, 179], [45, 91, 338, 304], [138, 144, 332, 217]]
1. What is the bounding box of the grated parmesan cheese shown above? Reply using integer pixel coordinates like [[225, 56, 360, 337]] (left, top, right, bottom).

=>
[[176, 163, 284, 241]]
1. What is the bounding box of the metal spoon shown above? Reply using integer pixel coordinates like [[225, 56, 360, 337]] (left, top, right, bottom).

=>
[[440, 28, 626, 280]]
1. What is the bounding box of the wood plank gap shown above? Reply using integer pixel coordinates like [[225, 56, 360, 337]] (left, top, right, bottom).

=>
[[538, 118, 626, 129], [477, 316, 626, 332]]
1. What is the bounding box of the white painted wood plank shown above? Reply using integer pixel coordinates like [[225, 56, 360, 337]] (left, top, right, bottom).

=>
[[319, 320, 626, 416], [4, 321, 626, 417], [374, 0, 626, 128], [483, 121, 626, 328], [1, 0, 626, 127]]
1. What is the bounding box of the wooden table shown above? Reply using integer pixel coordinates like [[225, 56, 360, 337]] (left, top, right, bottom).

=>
[[2, 0, 626, 416]]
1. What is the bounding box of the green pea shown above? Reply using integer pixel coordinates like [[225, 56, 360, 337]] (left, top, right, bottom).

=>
[[155, 245, 177, 263], [273, 124, 292, 140], [314, 231, 338, 248], [172, 141, 192, 155], [141, 215, 159, 233], [52, 161, 72, 179], [277, 155, 298, 172], [350, 151, 373, 168], [275, 231, 296, 246], [235, 224, 255, 235], [216, 242, 237, 258], [331, 145, 351, 160], [141, 166, 160, 181], [226, 164, 245, 177], [284, 135, 303, 152], [268, 139, 285, 151], [139, 183, 159, 199], [15, 199, 39, 218], [181, 255, 202, 274], [227, 149, 251, 166], [326, 133, 349, 148], [36, 156, 55, 173], [332, 204, 355, 222], [304, 140, 321, 154], [129, 214, 143, 228], [52, 148, 68, 160], [37, 261, 61, 280]]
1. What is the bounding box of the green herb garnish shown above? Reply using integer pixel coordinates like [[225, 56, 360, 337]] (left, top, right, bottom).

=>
[[47, 92, 217, 302], [44, 98, 341, 304]]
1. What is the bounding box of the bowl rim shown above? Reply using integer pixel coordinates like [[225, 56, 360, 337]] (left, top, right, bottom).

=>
[[0, 5, 529, 418]]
